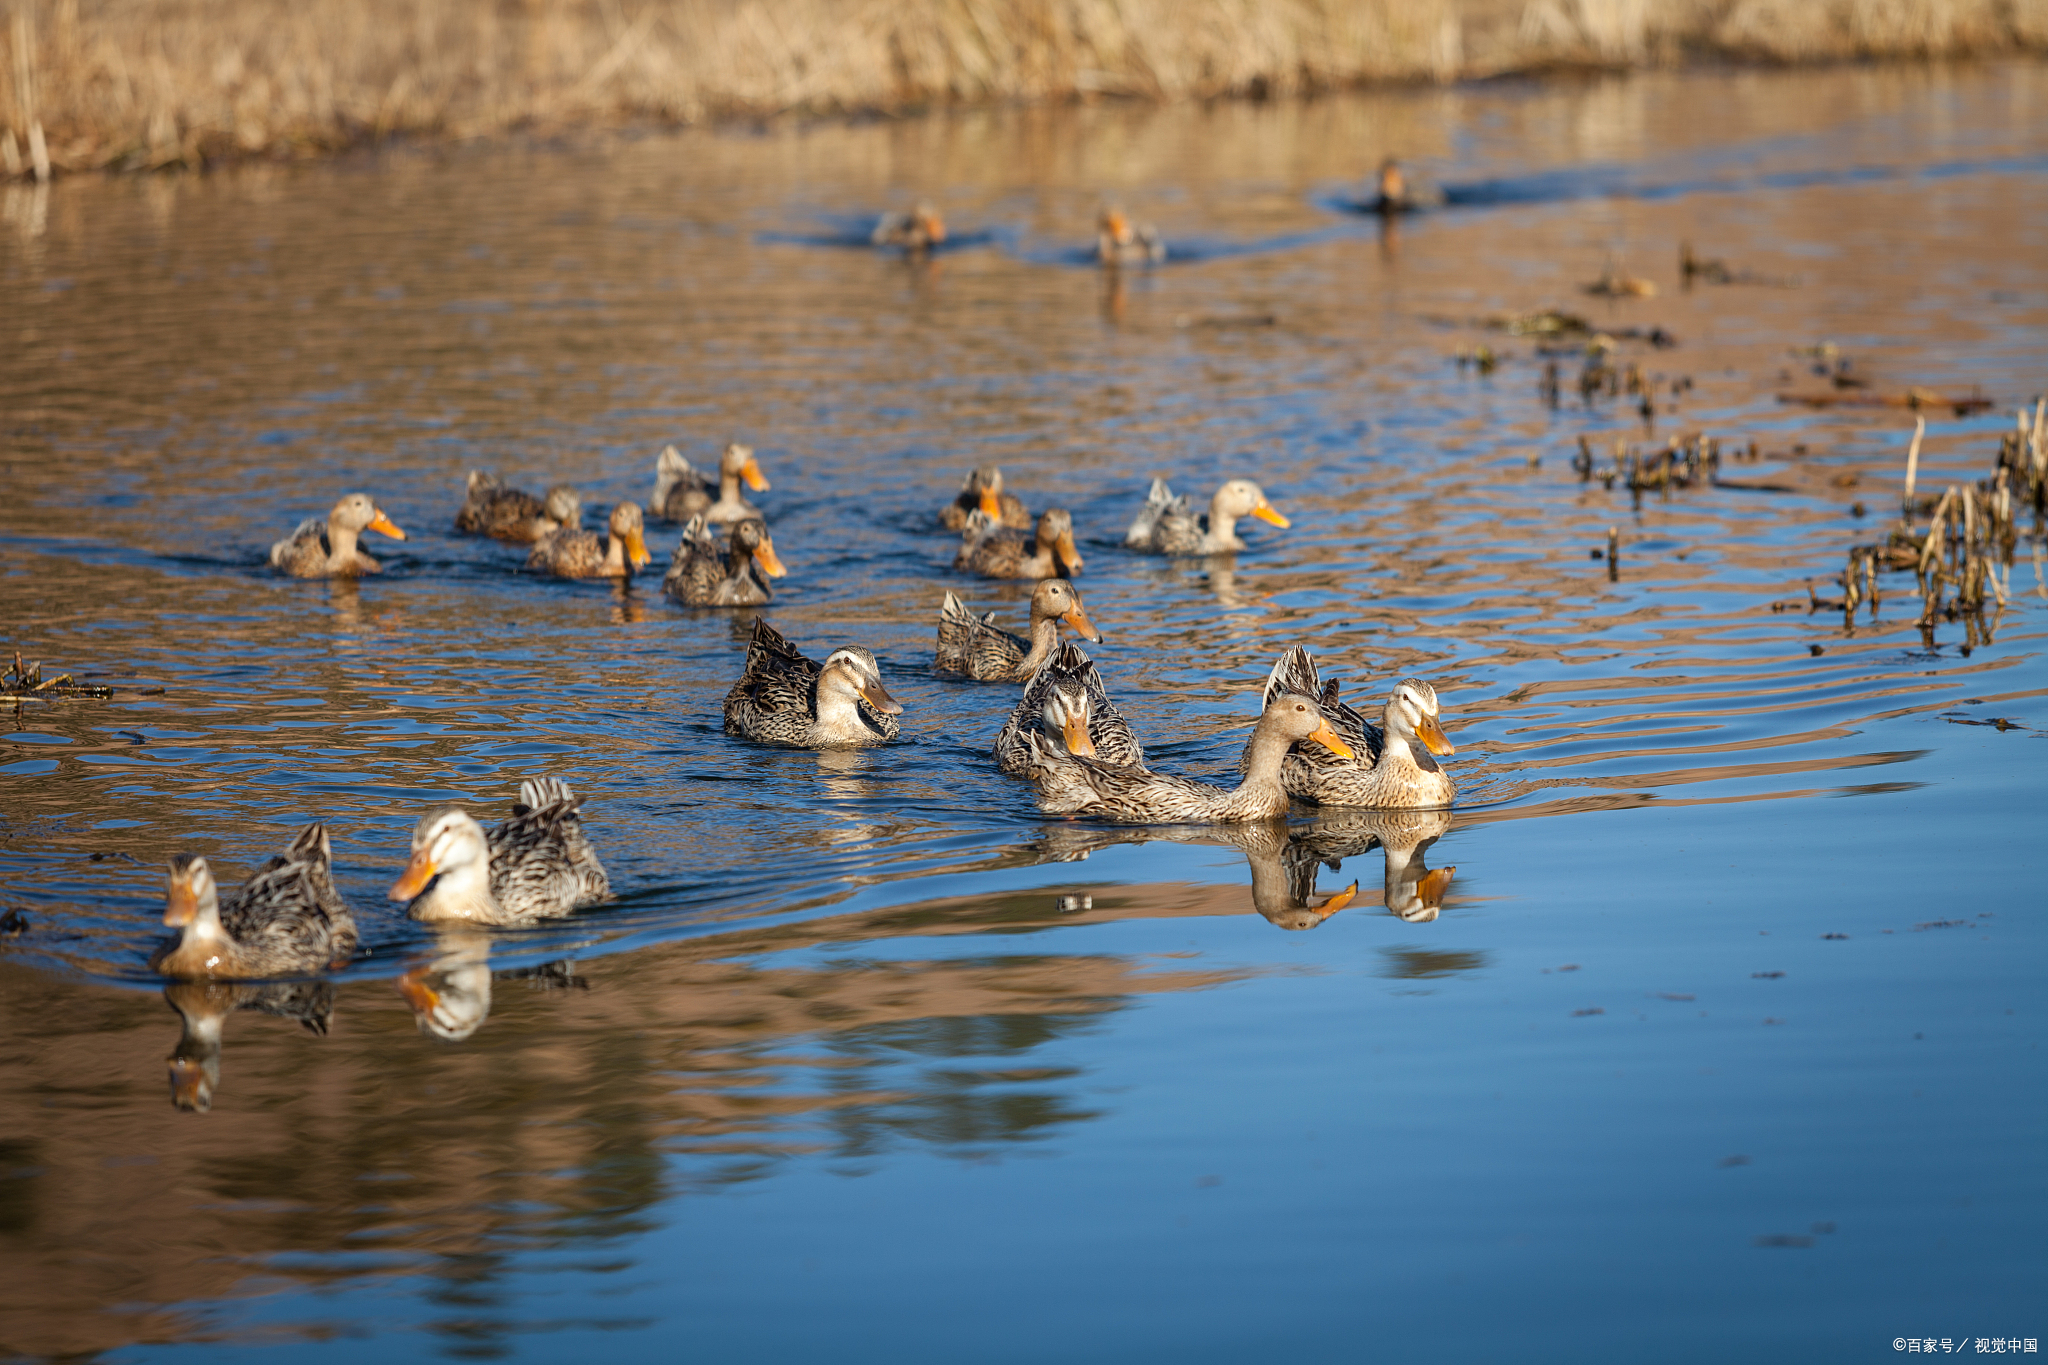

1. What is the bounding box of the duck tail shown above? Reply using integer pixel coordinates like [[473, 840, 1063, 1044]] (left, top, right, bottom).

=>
[[652, 444, 692, 508], [516, 777, 581, 817], [940, 590, 971, 624], [1263, 645, 1322, 708], [1125, 477, 1176, 547], [285, 822, 333, 870]]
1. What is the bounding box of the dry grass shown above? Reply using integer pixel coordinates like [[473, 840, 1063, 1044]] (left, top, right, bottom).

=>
[[2, 0, 2044, 178]]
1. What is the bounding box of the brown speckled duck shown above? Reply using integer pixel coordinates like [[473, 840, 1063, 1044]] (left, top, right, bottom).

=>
[[935, 579, 1101, 682], [1097, 205, 1165, 266], [1124, 478, 1288, 555], [455, 471, 582, 543], [652, 443, 769, 525], [993, 641, 1144, 776], [663, 515, 786, 607], [269, 494, 406, 577], [1242, 646, 1456, 809], [391, 777, 611, 925], [723, 619, 903, 749], [1027, 690, 1352, 824], [940, 465, 1033, 532], [150, 824, 358, 979], [955, 507, 1084, 580], [872, 201, 947, 254], [526, 501, 650, 579]]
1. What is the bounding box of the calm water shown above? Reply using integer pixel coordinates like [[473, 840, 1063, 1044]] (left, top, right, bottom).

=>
[[2, 60, 2046, 1363]]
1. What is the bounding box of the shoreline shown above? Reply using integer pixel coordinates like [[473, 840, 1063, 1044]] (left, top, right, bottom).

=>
[[5, 0, 2047, 182]]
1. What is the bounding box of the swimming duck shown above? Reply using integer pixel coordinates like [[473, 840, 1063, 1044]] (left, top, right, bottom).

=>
[[872, 201, 947, 254], [527, 501, 650, 579], [1124, 477, 1289, 555], [724, 619, 904, 749], [163, 978, 336, 1111], [1243, 646, 1456, 808], [1027, 690, 1352, 824], [993, 641, 1145, 775], [940, 465, 1033, 532], [150, 823, 359, 979], [651, 443, 769, 525], [935, 579, 1102, 682], [663, 515, 786, 607], [269, 494, 407, 577], [1097, 205, 1165, 266], [454, 471, 582, 543], [955, 507, 1085, 579], [1365, 158, 1443, 215], [391, 777, 611, 925]]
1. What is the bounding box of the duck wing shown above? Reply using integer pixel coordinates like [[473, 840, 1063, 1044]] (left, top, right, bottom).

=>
[[215, 825, 353, 975], [724, 619, 822, 738], [526, 528, 603, 577], [1027, 734, 1254, 822], [1124, 477, 1186, 551], [652, 445, 712, 521], [269, 517, 329, 575], [485, 779, 606, 919]]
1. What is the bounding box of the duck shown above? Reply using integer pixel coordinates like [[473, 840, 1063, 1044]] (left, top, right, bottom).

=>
[[163, 978, 337, 1111], [1289, 807, 1456, 923], [993, 641, 1144, 775], [150, 823, 359, 979], [1242, 646, 1456, 808], [454, 471, 582, 543], [723, 618, 903, 749], [651, 443, 769, 525], [872, 201, 947, 254], [526, 501, 650, 579], [1583, 256, 1658, 298], [955, 507, 1085, 579], [939, 465, 1033, 532], [1232, 822, 1358, 931], [1124, 477, 1289, 555], [269, 494, 407, 577], [935, 579, 1102, 682], [1365, 157, 1442, 215], [663, 515, 786, 607], [1026, 690, 1352, 824], [390, 777, 611, 925], [1097, 205, 1165, 266]]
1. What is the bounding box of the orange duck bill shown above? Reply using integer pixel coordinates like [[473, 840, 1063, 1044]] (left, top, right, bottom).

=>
[[369, 509, 408, 540], [1307, 718, 1354, 759], [395, 968, 442, 1016], [752, 537, 788, 578], [1251, 500, 1290, 529], [625, 526, 652, 569], [1060, 599, 1103, 643], [741, 455, 770, 492], [1415, 714, 1456, 756], [389, 849, 437, 901], [1317, 881, 1361, 917], [978, 489, 1004, 518], [1061, 707, 1097, 758]]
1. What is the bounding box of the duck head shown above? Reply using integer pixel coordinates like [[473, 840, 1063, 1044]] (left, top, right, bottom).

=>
[[608, 501, 652, 568], [1264, 692, 1353, 757], [332, 492, 406, 541], [1041, 678, 1096, 758], [1037, 508, 1085, 573], [1386, 680, 1454, 756], [723, 442, 770, 493], [731, 517, 786, 578], [1030, 578, 1102, 643], [389, 806, 490, 903], [821, 648, 903, 717], [543, 485, 582, 526], [1216, 480, 1289, 529], [964, 465, 1006, 519]]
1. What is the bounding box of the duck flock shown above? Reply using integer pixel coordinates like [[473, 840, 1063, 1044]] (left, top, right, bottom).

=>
[[157, 182, 1457, 991]]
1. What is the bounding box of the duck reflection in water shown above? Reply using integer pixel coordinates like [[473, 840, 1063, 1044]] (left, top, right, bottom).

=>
[[163, 978, 335, 1112], [1290, 807, 1456, 923], [396, 927, 590, 1042]]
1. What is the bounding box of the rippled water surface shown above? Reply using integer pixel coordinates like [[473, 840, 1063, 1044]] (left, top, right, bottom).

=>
[[2, 61, 2046, 1362]]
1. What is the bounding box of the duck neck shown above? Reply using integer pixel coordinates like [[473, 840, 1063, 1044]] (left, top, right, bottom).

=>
[[813, 675, 869, 742], [1238, 721, 1296, 796], [602, 531, 629, 575], [414, 856, 499, 922], [726, 539, 753, 582], [718, 466, 746, 509], [324, 518, 362, 568], [160, 896, 232, 974], [1378, 706, 1438, 777], [1205, 495, 1244, 551], [1018, 614, 1062, 674]]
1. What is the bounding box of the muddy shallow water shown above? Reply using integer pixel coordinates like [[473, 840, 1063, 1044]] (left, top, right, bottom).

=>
[[1, 60, 2045, 1362]]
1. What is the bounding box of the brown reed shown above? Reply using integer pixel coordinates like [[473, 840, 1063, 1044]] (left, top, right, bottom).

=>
[[3, 0, 2045, 178]]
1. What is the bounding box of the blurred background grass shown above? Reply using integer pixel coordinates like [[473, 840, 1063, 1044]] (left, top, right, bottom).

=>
[[4, 0, 2046, 178]]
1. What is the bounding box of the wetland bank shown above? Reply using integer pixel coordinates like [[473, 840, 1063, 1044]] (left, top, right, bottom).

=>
[[2, 58, 2046, 1364]]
